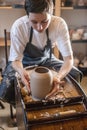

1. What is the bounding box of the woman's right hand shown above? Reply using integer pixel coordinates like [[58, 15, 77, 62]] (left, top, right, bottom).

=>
[[12, 61, 31, 93], [20, 69, 30, 93]]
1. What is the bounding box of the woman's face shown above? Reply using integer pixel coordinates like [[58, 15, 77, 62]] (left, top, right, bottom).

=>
[[29, 12, 51, 33]]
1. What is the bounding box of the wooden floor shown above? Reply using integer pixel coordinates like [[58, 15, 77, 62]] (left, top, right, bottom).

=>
[[0, 102, 18, 130]]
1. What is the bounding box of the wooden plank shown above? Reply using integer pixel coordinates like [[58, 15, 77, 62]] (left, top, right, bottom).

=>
[[0, 38, 10, 47]]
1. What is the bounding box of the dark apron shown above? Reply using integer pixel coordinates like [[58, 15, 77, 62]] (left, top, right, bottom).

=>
[[22, 27, 52, 67], [0, 27, 83, 106]]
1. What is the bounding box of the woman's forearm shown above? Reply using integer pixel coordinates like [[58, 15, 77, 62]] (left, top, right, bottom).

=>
[[12, 60, 24, 75], [57, 55, 73, 80]]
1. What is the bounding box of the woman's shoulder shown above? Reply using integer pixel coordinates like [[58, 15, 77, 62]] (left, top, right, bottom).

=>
[[51, 15, 66, 24], [11, 15, 31, 35], [50, 15, 68, 31], [12, 15, 29, 27]]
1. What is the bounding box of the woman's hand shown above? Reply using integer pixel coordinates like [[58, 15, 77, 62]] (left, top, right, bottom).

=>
[[20, 69, 31, 93], [12, 60, 31, 93], [45, 76, 64, 99]]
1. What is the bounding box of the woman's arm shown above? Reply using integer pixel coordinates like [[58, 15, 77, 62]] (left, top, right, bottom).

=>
[[57, 55, 73, 80], [46, 55, 73, 99], [12, 60, 30, 92]]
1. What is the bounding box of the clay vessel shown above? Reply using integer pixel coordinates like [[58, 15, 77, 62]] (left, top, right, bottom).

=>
[[30, 66, 53, 100]]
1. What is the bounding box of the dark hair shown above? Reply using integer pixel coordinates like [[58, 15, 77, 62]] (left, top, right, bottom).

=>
[[24, 0, 53, 15]]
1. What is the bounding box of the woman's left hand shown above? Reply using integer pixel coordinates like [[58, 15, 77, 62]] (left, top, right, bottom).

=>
[[45, 76, 65, 99]]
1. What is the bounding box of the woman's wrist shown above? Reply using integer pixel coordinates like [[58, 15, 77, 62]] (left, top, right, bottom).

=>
[[53, 74, 61, 83], [56, 74, 61, 82]]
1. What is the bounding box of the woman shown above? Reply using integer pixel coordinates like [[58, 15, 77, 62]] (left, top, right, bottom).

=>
[[0, 0, 82, 105]]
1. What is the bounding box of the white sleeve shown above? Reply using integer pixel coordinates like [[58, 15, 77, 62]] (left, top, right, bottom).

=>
[[57, 18, 73, 57], [9, 21, 28, 61]]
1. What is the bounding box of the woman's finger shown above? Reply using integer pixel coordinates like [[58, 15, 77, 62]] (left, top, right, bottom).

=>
[[21, 72, 30, 93]]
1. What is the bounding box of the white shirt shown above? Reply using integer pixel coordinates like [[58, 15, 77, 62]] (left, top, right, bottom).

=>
[[9, 15, 73, 61]]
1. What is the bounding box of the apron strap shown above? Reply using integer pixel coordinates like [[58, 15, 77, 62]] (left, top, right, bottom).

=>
[[46, 29, 52, 60], [29, 27, 33, 43]]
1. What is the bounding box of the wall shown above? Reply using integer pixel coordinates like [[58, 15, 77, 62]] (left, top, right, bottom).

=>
[[61, 9, 87, 27], [0, 8, 26, 37]]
